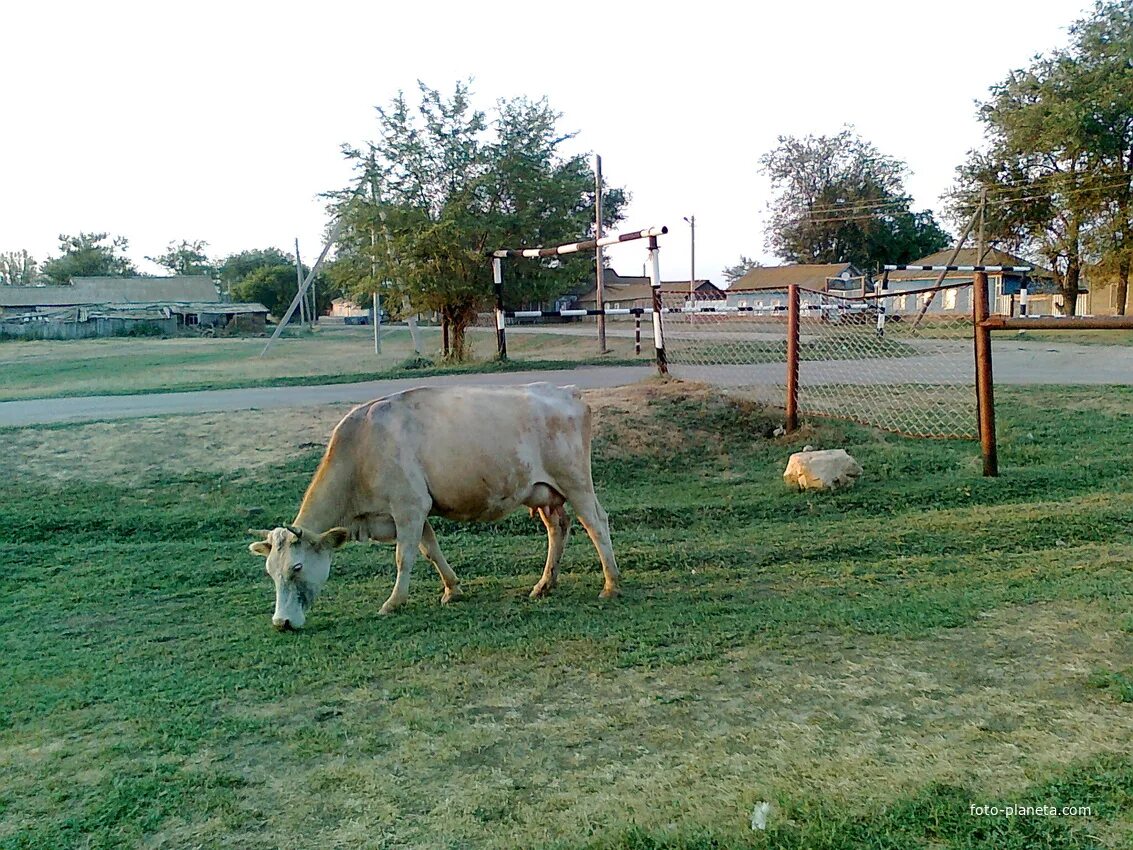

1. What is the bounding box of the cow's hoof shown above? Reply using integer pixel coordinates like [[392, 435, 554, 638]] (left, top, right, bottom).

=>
[[598, 586, 620, 600], [441, 586, 463, 605], [529, 581, 554, 599], [379, 600, 404, 615]]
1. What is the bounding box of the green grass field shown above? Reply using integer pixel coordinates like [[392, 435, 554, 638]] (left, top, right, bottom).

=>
[[0, 325, 647, 401], [1, 382, 1131, 849]]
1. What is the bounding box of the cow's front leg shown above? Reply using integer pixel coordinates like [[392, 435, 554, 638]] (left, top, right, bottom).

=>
[[381, 518, 425, 615]]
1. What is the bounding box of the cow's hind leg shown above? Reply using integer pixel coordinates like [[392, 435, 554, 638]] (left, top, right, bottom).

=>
[[419, 520, 463, 605], [530, 501, 572, 598], [568, 491, 620, 599]]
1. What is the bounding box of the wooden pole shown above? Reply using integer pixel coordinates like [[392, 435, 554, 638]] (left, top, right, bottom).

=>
[[369, 173, 381, 355], [973, 270, 998, 477], [912, 204, 981, 326], [295, 238, 307, 328], [595, 154, 607, 354], [786, 284, 800, 432]]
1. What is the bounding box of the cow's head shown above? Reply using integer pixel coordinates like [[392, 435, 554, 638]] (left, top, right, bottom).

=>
[[248, 525, 349, 630]]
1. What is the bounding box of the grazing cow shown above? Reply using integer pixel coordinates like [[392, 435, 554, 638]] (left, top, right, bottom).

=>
[[249, 383, 620, 630]]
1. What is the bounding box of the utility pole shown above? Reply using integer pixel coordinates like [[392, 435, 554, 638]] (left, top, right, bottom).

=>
[[683, 215, 696, 296], [595, 154, 607, 354], [294, 238, 306, 328], [370, 172, 381, 355]]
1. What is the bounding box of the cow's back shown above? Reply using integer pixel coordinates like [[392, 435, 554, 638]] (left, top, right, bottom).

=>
[[336, 384, 592, 521]]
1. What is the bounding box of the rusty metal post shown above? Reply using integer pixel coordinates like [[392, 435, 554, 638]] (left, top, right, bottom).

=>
[[973, 271, 998, 476], [786, 284, 800, 432]]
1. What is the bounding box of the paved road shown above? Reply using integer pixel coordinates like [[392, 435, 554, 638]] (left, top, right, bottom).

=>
[[0, 366, 655, 428], [3, 337, 1131, 428]]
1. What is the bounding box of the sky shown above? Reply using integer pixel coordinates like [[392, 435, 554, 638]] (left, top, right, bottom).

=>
[[1, 0, 1093, 285]]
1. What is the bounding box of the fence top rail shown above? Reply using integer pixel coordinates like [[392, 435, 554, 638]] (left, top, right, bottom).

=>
[[883, 264, 1032, 272], [492, 226, 668, 259], [982, 315, 1133, 331]]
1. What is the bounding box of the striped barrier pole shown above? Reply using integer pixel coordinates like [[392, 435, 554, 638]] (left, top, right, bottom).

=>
[[647, 235, 668, 375], [492, 257, 507, 360], [635, 315, 641, 355], [1019, 280, 1029, 317], [875, 278, 886, 338], [492, 226, 668, 259]]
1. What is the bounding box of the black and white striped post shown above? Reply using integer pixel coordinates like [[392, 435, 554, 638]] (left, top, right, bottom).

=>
[[647, 235, 668, 375], [491, 226, 669, 364], [1019, 277, 1029, 317], [492, 257, 507, 360], [634, 316, 641, 355], [874, 273, 888, 338]]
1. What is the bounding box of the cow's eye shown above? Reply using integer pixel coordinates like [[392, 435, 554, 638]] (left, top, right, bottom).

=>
[[292, 564, 303, 574]]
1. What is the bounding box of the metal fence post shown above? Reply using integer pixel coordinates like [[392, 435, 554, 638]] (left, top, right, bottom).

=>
[[786, 284, 800, 432], [973, 271, 998, 476]]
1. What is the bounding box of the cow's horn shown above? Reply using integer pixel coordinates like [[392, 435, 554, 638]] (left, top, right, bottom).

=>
[[285, 525, 303, 540], [247, 528, 272, 538]]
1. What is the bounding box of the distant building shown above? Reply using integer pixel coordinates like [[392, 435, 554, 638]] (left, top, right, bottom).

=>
[[725, 263, 866, 311], [883, 248, 1059, 315], [575, 269, 724, 311], [0, 275, 268, 338]]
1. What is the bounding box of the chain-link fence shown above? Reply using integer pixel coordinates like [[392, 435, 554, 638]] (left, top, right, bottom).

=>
[[662, 287, 977, 438]]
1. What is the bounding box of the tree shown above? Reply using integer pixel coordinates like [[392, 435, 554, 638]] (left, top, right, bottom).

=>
[[332, 80, 628, 361], [231, 265, 301, 318], [147, 239, 215, 276], [217, 247, 293, 296], [759, 128, 950, 271], [41, 232, 137, 282], [952, 1, 1133, 315], [225, 251, 335, 318], [722, 255, 760, 286], [0, 250, 39, 285]]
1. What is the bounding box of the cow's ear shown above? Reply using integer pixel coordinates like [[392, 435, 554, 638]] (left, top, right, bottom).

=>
[[316, 527, 350, 550], [249, 541, 272, 557]]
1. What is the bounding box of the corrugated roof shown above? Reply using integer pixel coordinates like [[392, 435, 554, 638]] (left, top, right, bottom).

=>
[[1, 276, 219, 307], [729, 263, 860, 292], [70, 276, 219, 302], [576, 274, 723, 304]]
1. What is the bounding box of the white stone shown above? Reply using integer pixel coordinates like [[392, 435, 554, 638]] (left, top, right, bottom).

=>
[[783, 449, 863, 491]]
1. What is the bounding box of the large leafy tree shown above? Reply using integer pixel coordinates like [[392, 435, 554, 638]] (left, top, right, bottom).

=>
[[759, 128, 950, 271], [41, 232, 137, 282], [147, 239, 215, 277], [953, 1, 1133, 315], [224, 249, 334, 318], [0, 250, 39, 285], [332, 80, 627, 361], [217, 248, 293, 296]]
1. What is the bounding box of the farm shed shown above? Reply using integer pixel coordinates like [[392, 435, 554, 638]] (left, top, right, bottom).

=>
[[0, 276, 267, 338], [0, 306, 177, 339]]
